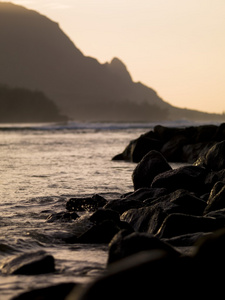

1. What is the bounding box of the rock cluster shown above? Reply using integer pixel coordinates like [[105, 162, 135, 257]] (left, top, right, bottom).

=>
[[11, 125, 225, 299], [113, 123, 225, 163]]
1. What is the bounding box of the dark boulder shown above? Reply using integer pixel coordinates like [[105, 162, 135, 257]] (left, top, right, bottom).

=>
[[12, 282, 77, 300], [103, 198, 144, 215], [77, 220, 122, 244], [67, 250, 200, 300], [156, 213, 218, 239], [162, 232, 210, 248], [66, 194, 107, 212], [151, 165, 208, 194], [122, 187, 168, 202], [132, 150, 172, 190], [89, 209, 120, 225], [121, 190, 206, 234], [46, 211, 79, 222], [112, 133, 162, 163], [108, 231, 179, 264], [1, 250, 55, 275], [204, 182, 225, 214], [160, 134, 189, 162], [195, 140, 225, 171]]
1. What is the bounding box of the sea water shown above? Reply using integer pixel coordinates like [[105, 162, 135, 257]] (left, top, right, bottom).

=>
[[0, 120, 214, 299]]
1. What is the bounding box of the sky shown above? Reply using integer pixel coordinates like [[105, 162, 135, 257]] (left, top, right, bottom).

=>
[[1, 0, 225, 114]]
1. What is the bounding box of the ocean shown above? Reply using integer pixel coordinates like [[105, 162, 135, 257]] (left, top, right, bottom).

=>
[[0, 120, 217, 299]]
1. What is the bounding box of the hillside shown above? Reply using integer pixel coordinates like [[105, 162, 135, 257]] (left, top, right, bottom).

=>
[[0, 85, 67, 123], [0, 2, 224, 122]]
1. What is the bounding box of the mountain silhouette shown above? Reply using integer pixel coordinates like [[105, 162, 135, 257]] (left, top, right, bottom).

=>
[[0, 3, 224, 122]]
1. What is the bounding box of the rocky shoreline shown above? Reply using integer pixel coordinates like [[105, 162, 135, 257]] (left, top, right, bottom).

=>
[[10, 123, 225, 299]]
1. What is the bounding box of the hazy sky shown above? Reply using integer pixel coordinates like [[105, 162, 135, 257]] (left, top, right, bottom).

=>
[[2, 0, 225, 113]]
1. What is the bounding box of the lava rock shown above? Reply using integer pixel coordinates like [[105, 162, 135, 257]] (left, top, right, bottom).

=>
[[195, 140, 225, 171], [108, 231, 179, 264], [204, 182, 225, 214], [156, 213, 218, 239], [46, 211, 79, 222], [151, 165, 208, 194], [1, 250, 55, 275], [132, 150, 172, 190], [66, 194, 107, 212]]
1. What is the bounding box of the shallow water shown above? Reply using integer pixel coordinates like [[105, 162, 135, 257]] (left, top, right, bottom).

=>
[[0, 123, 150, 299]]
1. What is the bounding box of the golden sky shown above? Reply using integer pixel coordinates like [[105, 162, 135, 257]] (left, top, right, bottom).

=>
[[2, 0, 225, 113]]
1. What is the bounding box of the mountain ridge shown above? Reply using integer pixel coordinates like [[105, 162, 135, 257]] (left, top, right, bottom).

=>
[[0, 2, 224, 122]]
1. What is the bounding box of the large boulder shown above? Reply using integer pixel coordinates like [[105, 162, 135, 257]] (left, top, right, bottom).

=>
[[132, 150, 172, 190], [194, 140, 225, 171], [108, 231, 179, 264], [66, 194, 107, 212], [151, 165, 208, 194], [204, 182, 225, 214], [1, 250, 55, 275]]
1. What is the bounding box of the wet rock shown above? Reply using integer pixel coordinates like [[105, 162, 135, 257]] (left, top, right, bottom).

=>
[[67, 250, 198, 300], [162, 232, 210, 248], [12, 282, 77, 300], [194, 140, 225, 171], [156, 213, 218, 239], [132, 150, 172, 190], [204, 182, 225, 214], [46, 211, 79, 222], [66, 194, 107, 212], [1, 250, 55, 275], [89, 209, 120, 225], [112, 133, 162, 163], [121, 187, 168, 202], [121, 190, 206, 234], [108, 231, 179, 264], [151, 165, 208, 194], [103, 198, 144, 215], [77, 220, 121, 244]]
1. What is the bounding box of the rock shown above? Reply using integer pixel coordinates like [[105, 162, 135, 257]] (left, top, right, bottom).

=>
[[66, 194, 107, 212], [108, 231, 179, 264], [194, 140, 225, 171], [112, 133, 162, 163], [204, 182, 225, 214], [162, 232, 210, 248], [151, 165, 208, 194], [89, 209, 120, 225], [77, 220, 121, 244], [160, 134, 189, 162], [121, 187, 168, 202], [132, 150, 172, 190], [66, 250, 198, 300], [156, 213, 218, 239], [121, 190, 206, 234], [46, 211, 79, 222], [1, 250, 55, 275], [103, 198, 144, 215], [12, 282, 77, 300]]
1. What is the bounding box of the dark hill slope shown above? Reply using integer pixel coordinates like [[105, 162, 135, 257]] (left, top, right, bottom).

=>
[[0, 3, 224, 122]]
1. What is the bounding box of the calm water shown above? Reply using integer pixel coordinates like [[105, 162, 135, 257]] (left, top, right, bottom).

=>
[[0, 120, 212, 299], [0, 122, 156, 299]]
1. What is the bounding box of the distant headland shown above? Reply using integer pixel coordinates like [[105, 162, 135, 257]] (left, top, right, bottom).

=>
[[0, 2, 224, 123]]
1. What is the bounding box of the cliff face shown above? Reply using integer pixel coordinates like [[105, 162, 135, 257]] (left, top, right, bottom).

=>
[[0, 3, 224, 122]]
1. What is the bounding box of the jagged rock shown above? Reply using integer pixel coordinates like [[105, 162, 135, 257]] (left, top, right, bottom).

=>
[[156, 213, 218, 239], [46, 211, 79, 222], [103, 198, 144, 215], [66, 194, 107, 212], [151, 165, 208, 194], [108, 231, 179, 264], [132, 150, 172, 190], [194, 140, 225, 171], [1, 250, 55, 275], [204, 182, 225, 214]]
